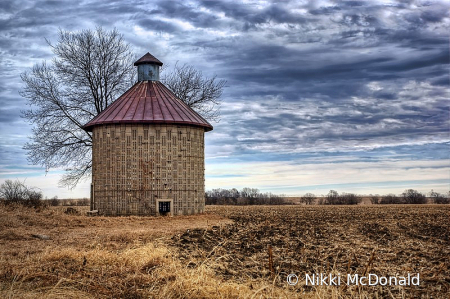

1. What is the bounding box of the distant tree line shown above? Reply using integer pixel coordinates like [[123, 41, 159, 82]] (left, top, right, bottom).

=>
[[48, 197, 90, 207], [370, 189, 449, 204], [299, 189, 449, 205], [205, 188, 287, 205], [207, 188, 450, 206], [3, 179, 449, 208]]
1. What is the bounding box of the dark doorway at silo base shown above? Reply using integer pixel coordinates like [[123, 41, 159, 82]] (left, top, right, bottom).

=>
[[159, 201, 171, 216]]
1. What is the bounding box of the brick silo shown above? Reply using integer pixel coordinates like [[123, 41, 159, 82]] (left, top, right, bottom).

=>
[[83, 52, 213, 216]]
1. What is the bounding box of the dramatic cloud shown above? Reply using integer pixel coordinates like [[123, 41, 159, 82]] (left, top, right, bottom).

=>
[[0, 0, 448, 197]]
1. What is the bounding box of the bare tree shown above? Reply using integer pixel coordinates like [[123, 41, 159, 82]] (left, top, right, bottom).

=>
[[300, 193, 316, 205], [325, 190, 339, 204], [20, 27, 135, 188], [370, 195, 380, 204], [162, 63, 226, 122], [402, 189, 427, 204], [429, 190, 450, 204]]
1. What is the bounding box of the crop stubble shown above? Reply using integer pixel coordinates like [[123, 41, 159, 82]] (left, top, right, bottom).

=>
[[0, 204, 448, 298], [173, 205, 450, 298]]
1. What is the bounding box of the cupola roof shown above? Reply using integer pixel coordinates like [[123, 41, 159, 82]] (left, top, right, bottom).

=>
[[133, 52, 163, 66]]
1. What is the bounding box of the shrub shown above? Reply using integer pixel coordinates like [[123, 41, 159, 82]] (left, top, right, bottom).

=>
[[27, 189, 44, 208], [434, 196, 449, 204], [50, 196, 59, 206], [339, 193, 362, 205], [78, 197, 90, 206], [64, 207, 80, 215], [0, 179, 44, 208]]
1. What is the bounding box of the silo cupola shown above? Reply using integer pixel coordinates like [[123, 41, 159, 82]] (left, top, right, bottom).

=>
[[134, 52, 163, 81]]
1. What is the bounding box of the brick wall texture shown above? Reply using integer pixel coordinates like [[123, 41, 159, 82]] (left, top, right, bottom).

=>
[[91, 124, 205, 216]]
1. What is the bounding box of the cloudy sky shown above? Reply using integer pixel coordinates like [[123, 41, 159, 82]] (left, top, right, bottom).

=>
[[0, 0, 449, 198]]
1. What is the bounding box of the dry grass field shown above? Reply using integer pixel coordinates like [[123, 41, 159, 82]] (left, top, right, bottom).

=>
[[0, 204, 449, 298]]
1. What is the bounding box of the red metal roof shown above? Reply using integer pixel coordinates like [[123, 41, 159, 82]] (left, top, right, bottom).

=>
[[83, 81, 213, 132], [134, 52, 163, 66]]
